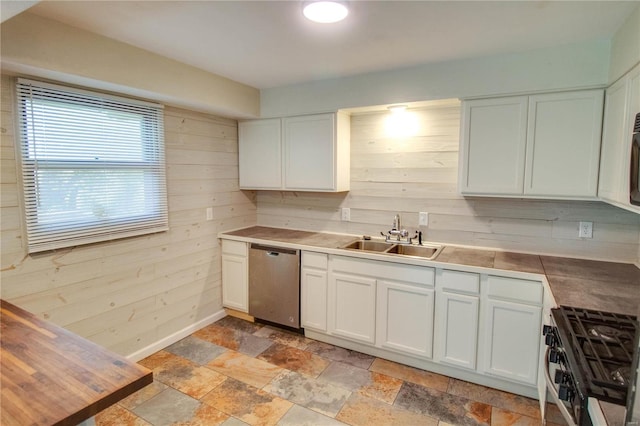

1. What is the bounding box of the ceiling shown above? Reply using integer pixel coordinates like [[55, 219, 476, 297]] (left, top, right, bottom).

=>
[[24, 1, 637, 90]]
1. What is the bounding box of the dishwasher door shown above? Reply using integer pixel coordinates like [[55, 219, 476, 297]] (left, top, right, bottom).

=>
[[249, 244, 301, 329]]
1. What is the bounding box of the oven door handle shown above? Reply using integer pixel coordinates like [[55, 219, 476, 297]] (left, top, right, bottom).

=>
[[543, 347, 577, 426]]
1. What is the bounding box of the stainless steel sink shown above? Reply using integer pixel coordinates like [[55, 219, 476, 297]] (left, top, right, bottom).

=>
[[341, 240, 394, 252], [386, 244, 442, 259], [340, 239, 443, 260]]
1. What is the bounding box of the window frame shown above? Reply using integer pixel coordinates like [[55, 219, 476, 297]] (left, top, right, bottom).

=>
[[16, 78, 169, 253]]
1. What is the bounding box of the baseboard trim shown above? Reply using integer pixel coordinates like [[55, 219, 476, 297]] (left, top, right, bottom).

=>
[[225, 308, 255, 322], [126, 309, 227, 362]]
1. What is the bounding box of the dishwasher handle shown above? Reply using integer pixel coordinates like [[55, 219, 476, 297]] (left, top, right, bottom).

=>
[[250, 243, 298, 256]]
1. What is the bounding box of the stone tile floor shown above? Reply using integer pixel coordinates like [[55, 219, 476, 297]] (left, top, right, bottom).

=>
[[96, 316, 567, 426]]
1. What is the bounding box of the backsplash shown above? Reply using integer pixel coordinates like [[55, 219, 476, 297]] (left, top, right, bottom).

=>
[[257, 99, 640, 263]]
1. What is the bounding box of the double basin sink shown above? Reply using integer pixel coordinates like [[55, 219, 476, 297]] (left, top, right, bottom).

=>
[[340, 239, 443, 260]]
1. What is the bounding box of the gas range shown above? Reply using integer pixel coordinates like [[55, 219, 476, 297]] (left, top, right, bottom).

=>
[[543, 306, 639, 425]]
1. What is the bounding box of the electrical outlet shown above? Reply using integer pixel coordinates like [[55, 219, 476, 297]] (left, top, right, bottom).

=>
[[578, 221, 593, 238], [419, 211, 429, 226], [206, 207, 213, 221], [341, 207, 351, 221]]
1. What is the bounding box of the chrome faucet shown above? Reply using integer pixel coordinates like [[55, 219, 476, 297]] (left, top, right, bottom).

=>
[[384, 213, 410, 243], [392, 214, 401, 231]]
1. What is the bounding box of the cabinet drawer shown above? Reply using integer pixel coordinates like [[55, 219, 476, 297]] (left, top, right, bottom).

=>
[[440, 270, 480, 294], [331, 256, 434, 286], [487, 275, 542, 304], [302, 251, 328, 269], [222, 240, 248, 257]]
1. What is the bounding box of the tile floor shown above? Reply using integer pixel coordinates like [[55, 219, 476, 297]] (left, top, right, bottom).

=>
[[96, 316, 566, 426]]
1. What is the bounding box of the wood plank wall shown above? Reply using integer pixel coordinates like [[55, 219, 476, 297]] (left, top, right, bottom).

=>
[[257, 100, 640, 263], [0, 75, 257, 356]]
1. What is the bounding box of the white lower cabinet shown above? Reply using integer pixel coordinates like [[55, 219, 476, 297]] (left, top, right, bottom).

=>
[[377, 279, 435, 358], [327, 255, 434, 348], [481, 276, 543, 386], [221, 240, 249, 312], [300, 252, 329, 331], [435, 293, 479, 368], [328, 270, 377, 344], [434, 269, 480, 370], [299, 252, 544, 397], [481, 299, 542, 385]]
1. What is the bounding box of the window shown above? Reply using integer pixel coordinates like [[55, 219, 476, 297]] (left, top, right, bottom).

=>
[[16, 78, 168, 253]]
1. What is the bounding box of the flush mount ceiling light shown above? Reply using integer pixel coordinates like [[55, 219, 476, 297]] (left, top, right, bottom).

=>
[[303, 1, 349, 23]]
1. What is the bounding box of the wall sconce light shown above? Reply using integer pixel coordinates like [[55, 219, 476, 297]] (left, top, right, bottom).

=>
[[303, 1, 349, 23]]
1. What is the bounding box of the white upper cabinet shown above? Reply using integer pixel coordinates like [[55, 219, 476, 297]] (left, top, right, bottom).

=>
[[238, 119, 282, 189], [598, 63, 640, 213], [460, 89, 604, 199], [599, 77, 630, 204], [239, 112, 350, 192], [524, 90, 603, 197], [459, 96, 528, 195]]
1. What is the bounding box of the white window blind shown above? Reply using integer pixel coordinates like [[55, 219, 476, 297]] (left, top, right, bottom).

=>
[[16, 78, 168, 253]]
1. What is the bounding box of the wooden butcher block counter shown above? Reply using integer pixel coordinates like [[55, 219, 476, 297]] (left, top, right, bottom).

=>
[[0, 300, 152, 426]]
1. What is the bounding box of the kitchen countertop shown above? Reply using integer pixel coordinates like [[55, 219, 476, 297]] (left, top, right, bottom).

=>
[[225, 226, 356, 249], [0, 299, 153, 426], [222, 226, 640, 316]]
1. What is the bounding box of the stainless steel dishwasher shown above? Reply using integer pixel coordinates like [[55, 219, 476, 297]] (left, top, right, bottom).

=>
[[248, 244, 301, 329]]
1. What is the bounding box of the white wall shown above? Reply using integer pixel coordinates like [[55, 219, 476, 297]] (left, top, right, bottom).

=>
[[609, 4, 640, 84], [260, 39, 610, 117], [0, 75, 257, 357], [257, 102, 640, 262], [0, 13, 260, 119]]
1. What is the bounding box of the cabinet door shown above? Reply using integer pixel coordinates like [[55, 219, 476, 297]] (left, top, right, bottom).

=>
[[283, 114, 335, 190], [434, 291, 479, 370], [525, 90, 604, 197], [376, 280, 435, 358], [481, 299, 542, 385], [328, 271, 376, 344], [626, 66, 640, 213], [599, 77, 630, 204], [301, 266, 328, 331], [221, 254, 248, 312], [460, 97, 528, 195], [238, 119, 282, 189]]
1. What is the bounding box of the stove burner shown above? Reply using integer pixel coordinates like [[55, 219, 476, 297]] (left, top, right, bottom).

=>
[[610, 367, 630, 387], [588, 325, 629, 342], [551, 306, 639, 407]]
